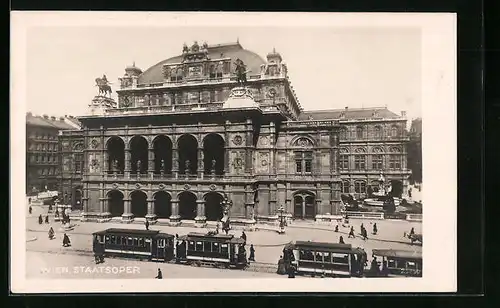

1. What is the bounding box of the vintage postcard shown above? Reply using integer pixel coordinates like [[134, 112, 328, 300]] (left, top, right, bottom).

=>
[[10, 12, 456, 293]]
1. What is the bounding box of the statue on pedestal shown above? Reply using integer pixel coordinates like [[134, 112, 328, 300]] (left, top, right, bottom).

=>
[[234, 58, 249, 85], [95, 74, 113, 97], [185, 160, 191, 175], [136, 160, 142, 174], [211, 159, 216, 175], [160, 159, 165, 174]]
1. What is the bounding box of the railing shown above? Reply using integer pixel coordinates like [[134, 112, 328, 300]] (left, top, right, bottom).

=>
[[285, 120, 339, 129], [104, 102, 225, 116], [344, 211, 385, 220], [406, 214, 423, 222]]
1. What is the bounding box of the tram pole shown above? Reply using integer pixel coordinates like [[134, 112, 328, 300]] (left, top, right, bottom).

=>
[[278, 205, 285, 234]]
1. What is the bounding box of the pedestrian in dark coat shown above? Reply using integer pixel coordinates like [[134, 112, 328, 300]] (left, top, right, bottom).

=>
[[334, 225, 339, 232], [62, 233, 71, 247], [48, 227, 55, 240], [55, 209, 59, 218], [362, 228, 368, 240], [287, 265, 296, 278], [339, 236, 345, 244], [241, 231, 247, 243], [410, 227, 415, 236], [145, 220, 150, 231], [45, 215, 49, 224], [38, 214, 43, 225], [29, 206, 32, 214], [155, 268, 163, 279], [249, 244, 255, 261], [373, 223, 378, 235], [348, 226, 355, 238]]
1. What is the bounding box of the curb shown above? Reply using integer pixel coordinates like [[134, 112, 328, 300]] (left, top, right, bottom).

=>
[[26, 237, 37, 242]]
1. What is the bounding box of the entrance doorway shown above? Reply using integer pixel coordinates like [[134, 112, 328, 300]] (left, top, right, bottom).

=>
[[179, 191, 197, 220], [205, 192, 224, 221], [108, 190, 124, 217], [293, 192, 316, 219]]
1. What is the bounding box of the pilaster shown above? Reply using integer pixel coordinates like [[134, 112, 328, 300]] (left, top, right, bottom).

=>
[[145, 198, 157, 223], [122, 198, 134, 222], [169, 199, 181, 223], [194, 199, 207, 226]]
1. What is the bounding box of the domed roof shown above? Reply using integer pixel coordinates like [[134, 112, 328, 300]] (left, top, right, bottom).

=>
[[137, 42, 266, 85]]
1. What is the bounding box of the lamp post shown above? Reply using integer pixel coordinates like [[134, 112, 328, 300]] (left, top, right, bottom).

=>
[[278, 205, 285, 234]]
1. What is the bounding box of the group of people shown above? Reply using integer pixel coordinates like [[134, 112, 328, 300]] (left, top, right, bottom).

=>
[[336, 219, 377, 242]]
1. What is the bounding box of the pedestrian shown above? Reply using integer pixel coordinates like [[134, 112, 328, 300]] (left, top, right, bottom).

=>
[[62, 233, 71, 247], [334, 225, 339, 232], [370, 257, 379, 275], [38, 214, 43, 225], [277, 256, 286, 274], [287, 265, 296, 278], [249, 244, 255, 261], [28, 197, 31, 204], [215, 221, 220, 234], [241, 231, 247, 243], [145, 220, 150, 231], [373, 223, 378, 235], [362, 228, 368, 240], [408, 187, 412, 198], [360, 223, 364, 230], [410, 227, 415, 236], [348, 226, 355, 238], [45, 215, 49, 224], [339, 236, 345, 244], [48, 227, 55, 240], [55, 208, 59, 218], [155, 268, 163, 279]]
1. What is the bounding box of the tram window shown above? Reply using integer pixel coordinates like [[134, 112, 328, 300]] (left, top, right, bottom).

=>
[[111, 235, 116, 244], [116, 236, 122, 245], [204, 242, 212, 252], [324, 252, 332, 263], [221, 244, 228, 254], [213, 242, 220, 253], [196, 241, 203, 251], [98, 235, 104, 244], [127, 237, 133, 246], [303, 251, 314, 261], [406, 261, 417, 270], [158, 239, 165, 248], [188, 241, 195, 251], [133, 238, 139, 246], [105, 236, 110, 244], [138, 238, 144, 247], [387, 259, 397, 268], [315, 252, 324, 262], [333, 254, 348, 264]]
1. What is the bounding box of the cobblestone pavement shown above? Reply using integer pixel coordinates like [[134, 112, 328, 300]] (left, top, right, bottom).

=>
[[26, 203, 422, 274]]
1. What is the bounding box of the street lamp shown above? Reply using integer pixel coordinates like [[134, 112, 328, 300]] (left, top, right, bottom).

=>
[[277, 205, 285, 234]]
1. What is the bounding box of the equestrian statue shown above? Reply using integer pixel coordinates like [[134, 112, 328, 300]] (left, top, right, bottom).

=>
[[95, 74, 112, 97]]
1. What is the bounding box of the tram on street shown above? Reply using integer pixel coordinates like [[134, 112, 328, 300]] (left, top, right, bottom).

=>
[[280, 241, 366, 277], [92, 228, 175, 262], [368, 249, 422, 277], [176, 232, 248, 269]]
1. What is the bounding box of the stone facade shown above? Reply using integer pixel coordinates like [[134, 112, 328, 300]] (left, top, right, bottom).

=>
[[59, 41, 410, 224]]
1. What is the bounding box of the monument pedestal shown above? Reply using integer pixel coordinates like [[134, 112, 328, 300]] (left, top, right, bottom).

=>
[[88, 96, 117, 116]]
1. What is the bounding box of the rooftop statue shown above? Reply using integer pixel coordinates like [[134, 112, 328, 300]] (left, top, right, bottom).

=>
[[234, 58, 249, 86], [95, 74, 112, 97]]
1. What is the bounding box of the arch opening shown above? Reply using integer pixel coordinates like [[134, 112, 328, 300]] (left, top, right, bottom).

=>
[[203, 134, 225, 176], [107, 137, 125, 174], [390, 180, 403, 198], [178, 191, 197, 220], [153, 136, 173, 175], [178, 135, 198, 175], [108, 190, 124, 217], [293, 192, 316, 220], [204, 192, 224, 221], [154, 191, 172, 219], [130, 136, 148, 174], [130, 190, 148, 217]]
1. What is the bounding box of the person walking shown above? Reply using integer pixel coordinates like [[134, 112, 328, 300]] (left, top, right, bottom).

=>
[[241, 231, 247, 243], [348, 226, 355, 238], [334, 225, 339, 232], [48, 227, 55, 240], [373, 223, 378, 235], [287, 265, 296, 278], [28, 206, 32, 215], [45, 215, 49, 224], [215, 221, 220, 234], [38, 214, 43, 225], [249, 244, 255, 262], [62, 233, 71, 247], [339, 236, 345, 244], [155, 268, 163, 279], [145, 220, 150, 231]]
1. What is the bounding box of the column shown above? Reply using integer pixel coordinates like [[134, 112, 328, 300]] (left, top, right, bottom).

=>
[[245, 119, 253, 174], [124, 146, 131, 178], [148, 147, 154, 178], [302, 198, 306, 219], [169, 199, 181, 222], [172, 147, 179, 179], [145, 198, 157, 222], [198, 147, 204, 178], [122, 197, 133, 221], [224, 121, 230, 175], [195, 199, 206, 224], [103, 151, 109, 175]]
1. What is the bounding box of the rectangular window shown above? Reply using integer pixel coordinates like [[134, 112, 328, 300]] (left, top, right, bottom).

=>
[[342, 182, 350, 193], [196, 241, 203, 251], [221, 243, 228, 254], [212, 242, 220, 253], [74, 153, 84, 173], [372, 155, 383, 170], [295, 151, 313, 174], [204, 242, 212, 252], [389, 156, 401, 169], [304, 152, 313, 173], [295, 160, 302, 173], [188, 241, 195, 251], [354, 155, 366, 170], [354, 182, 366, 194], [340, 155, 349, 170]]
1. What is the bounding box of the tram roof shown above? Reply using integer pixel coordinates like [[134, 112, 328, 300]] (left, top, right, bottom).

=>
[[285, 241, 356, 252], [372, 249, 422, 260], [93, 228, 161, 236], [182, 232, 245, 244]]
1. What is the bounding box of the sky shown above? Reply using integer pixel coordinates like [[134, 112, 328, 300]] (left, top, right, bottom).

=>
[[26, 26, 421, 121]]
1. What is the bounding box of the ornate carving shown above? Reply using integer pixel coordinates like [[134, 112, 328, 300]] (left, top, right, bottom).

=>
[[232, 135, 243, 145], [90, 158, 100, 170], [73, 142, 84, 151], [295, 137, 313, 147], [184, 184, 191, 190], [209, 184, 217, 191], [135, 183, 141, 190], [267, 88, 277, 98], [90, 138, 99, 149], [162, 66, 171, 79], [232, 157, 244, 170], [260, 136, 269, 146], [112, 183, 119, 189], [159, 183, 165, 190], [261, 160, 268, 166]]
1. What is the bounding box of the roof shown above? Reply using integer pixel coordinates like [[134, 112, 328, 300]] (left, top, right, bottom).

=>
[[297, 107, 401, 121], [93, 228, 160, 236], [372, 249, 422, 260], [286, 241, 357, 253], [26, 113, 78, 130], [137, 42, 266, 85]]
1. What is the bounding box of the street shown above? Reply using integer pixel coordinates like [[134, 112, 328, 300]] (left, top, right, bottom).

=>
[[26, 203, 422, 279]]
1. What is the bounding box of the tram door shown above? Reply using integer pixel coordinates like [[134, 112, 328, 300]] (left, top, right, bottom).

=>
[[154, 238, 166, 260]]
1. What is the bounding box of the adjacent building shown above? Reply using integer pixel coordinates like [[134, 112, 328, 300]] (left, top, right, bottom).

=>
[[26, 113, 80, 195], [59, 41, 411, 225], [407, 118, 422, 184]]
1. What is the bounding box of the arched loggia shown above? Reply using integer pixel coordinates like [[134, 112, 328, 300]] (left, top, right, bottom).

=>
[[154, 191, 172, 219], [153, 136, 173, 175], [203, 133, 225, 176], [130, 190, 148, 217], [107, 137, 125, 174], [108, 190, 124, 217], [178, 134, 198, 175], [178, 191, 197, 220], [130, 136, 148, 174], [204, 192, 224, 221]]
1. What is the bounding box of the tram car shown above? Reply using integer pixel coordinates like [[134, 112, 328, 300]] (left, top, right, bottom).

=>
[[92, 228, 175, 262], [280, 241, 366, 277], [176, 232, 248, 269], [367, 249, 422, 277]]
